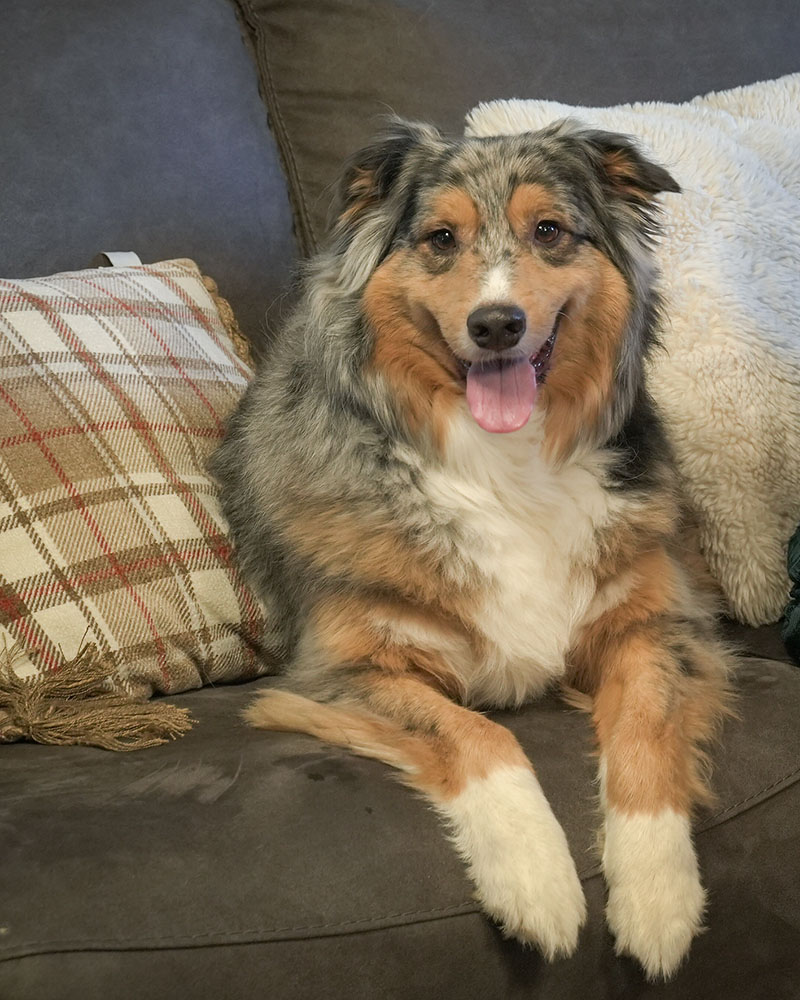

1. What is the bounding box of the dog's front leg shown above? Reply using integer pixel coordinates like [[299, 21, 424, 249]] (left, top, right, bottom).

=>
[[362, 672, 587, 957], [249, 669, 586, 959], [571, 549, 730, 980]]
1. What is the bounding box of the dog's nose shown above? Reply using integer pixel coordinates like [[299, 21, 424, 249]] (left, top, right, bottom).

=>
[[467, 305, 527, 351]]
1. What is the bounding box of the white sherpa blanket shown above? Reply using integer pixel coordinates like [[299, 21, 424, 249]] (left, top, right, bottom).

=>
[[466, 74, 800, 627]]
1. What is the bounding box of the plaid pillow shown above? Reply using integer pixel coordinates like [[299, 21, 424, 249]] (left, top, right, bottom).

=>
[[0, 258, 267, 700]]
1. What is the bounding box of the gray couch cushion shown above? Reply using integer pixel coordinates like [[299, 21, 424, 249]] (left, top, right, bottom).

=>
[[2, 647, 798, 998], [236, 0, 800, 256], [0, 0, 295, 353]]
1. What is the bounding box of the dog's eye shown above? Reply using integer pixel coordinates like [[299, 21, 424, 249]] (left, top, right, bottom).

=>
[[428, 229, 457, 252], [534, 221, 561, 245]]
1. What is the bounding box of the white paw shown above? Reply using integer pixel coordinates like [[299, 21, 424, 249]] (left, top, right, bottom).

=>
[[438, 765, 586, 959], [603, 807, 706, 980]]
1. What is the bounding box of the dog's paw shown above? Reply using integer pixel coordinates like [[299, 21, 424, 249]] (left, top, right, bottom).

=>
[[603, 807, 706, 980], [439, 765, 586, 959], [480, 841, 587, 960]]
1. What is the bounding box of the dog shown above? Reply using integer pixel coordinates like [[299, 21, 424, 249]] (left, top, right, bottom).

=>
[[211, 118, 732, 980]]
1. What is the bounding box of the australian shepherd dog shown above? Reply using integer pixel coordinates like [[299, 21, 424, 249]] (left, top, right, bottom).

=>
[[211, 118, 732, 980]]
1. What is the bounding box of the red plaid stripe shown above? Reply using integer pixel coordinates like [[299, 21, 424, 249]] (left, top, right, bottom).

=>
[[0, 259, 267, 697]]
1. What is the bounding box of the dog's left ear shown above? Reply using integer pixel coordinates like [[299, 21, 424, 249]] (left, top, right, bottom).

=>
[[584, 128, 681, 202]]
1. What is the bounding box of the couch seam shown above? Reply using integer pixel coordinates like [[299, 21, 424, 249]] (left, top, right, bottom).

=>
[[0, 902, 478, 960], [700, 763, 800, 826], [236, 0, 318, 256]]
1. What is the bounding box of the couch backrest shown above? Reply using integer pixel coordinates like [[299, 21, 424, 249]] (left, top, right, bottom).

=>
[[0, 0, 296, 349]]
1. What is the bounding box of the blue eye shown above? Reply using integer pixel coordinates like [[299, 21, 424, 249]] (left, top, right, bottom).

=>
[[429, 229, 457, 252], [534, 220, 561, 245]]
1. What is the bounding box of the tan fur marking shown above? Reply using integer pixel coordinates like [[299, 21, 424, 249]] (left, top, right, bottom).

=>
[[601, 149, 651, 201], [569, 546, 730, 815], [510, 251, 590, 316], [592, 633, 690, 813], [591, 635, 729, 815], [571, 546, 682, 697], [426, 187, 480, 240], [541, 251, 631, 462], [364, 252, 464, 451], [311, 594, 468, 699], [506, 183, 564, 238], [593, 547, 679, 639], [410, 249, 485, 334], [593, 494, 680, 586], [356, 671, 530, 798], [244, 689, 441, 777], [279, 498, 475, 617], [339, 166, 379, 227], [245, 677, 530, 802]]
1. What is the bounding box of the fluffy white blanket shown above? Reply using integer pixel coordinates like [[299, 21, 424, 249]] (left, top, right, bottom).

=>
[[466, 74, 800, 626]]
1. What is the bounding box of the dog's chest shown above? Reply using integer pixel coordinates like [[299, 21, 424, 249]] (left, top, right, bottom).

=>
[[424, 415, 619, 706]]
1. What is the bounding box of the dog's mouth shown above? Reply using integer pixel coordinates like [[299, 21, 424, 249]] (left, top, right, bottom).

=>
[[531, 322, 559, 383], [458, 311, 563, 434]]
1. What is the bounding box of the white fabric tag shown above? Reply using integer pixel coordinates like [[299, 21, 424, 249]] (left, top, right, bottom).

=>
[[92, 251, 143, 268]]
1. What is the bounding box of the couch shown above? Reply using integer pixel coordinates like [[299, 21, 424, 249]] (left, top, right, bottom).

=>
[[2, 1, 799, 997]]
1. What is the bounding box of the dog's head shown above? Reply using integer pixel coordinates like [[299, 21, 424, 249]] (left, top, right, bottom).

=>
[[325, 118, 679, 458]]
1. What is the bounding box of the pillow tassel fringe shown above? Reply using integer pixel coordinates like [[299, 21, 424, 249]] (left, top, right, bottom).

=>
[[0, 644, 194, 751]]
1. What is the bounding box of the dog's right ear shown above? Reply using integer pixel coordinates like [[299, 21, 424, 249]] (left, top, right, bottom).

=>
[[330, 119, 444, 293], [336, 119, 442, 229]]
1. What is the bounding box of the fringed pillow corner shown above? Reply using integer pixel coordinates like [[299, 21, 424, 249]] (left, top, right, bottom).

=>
[[0, 639, 193, 751]]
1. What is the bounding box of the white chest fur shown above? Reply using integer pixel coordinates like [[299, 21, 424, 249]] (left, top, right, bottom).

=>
[[422, 410, 623, 708]]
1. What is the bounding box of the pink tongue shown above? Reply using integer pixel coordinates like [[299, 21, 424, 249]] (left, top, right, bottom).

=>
[[465, 357, 537, 433]]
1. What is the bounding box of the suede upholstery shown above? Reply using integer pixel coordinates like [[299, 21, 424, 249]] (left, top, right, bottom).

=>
[[1, 1, 799, 997], [0, 0, 295, 353], [3, 654, 799, 1000]]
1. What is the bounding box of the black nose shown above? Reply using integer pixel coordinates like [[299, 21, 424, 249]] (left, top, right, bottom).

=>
[[467, 305, 527, 351]]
